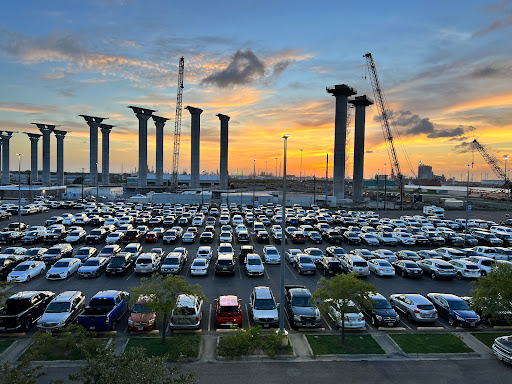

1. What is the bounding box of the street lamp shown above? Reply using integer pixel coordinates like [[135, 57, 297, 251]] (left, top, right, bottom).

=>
[[384, 163, 387, 211], [504, 155, 509, 214], [300, 149, 303, 181], [465, 164, 470, 235], [376, 169, 379, 214], [280, 134, 290, 334], [252, 159, 256, 224], [16, 153, 23, 231], [95, 162, 99, 201]]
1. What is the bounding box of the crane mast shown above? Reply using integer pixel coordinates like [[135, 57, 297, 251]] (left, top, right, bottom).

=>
[[472, 139, 508, 183], [171, 57, 185, 190], [364, 52, 404, 208]]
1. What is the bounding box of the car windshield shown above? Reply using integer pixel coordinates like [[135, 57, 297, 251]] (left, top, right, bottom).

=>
[[53, 261, 69, 268], [4, 298, 32, 314], [3, 249, 15, 254], [291, 297, 314, 307], [299, 256, 313, 264], [447, 300, 469, 311], [266, 249, 278, 255], [90, 230, 102, 235], [83, 260, 100, 266], [481, 260, 494, 266], [437, 264, 454, 270], [404, 262, 418, 268], [69, 231, 81, 236], [373, 298, 392, 309], [309, 250, 323, 256], [219, 246, 232, 253], [132, 303, 150, 313], [417, 304, 434, 310], [354, 261, 368, 267], [137, 258, 152, 264], [46, 302, 71, 313], [254, 299, 276, 310], [193, 260, 206, 267], [163, 257, 180, 265], [14, 264, 30, 271], [247, 258, 261, 265]]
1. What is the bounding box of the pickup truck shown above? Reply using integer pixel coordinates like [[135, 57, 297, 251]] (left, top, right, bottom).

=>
[[0, 291, 55, 331], [77, 290, 129, 331], [284, 285, 321, 328]]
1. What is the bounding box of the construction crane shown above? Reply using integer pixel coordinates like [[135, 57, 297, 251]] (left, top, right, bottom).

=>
[[472, 139, 509, 184], [364, 52, 412, 208], [171, 57, 185, 190]]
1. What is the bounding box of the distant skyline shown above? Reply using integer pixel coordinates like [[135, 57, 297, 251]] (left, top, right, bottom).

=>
[[1, 0, 511, 181]]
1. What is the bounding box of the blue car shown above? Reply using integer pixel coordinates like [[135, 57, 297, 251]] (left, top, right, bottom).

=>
[[427, 293, 480, 327], [294, 255, 316, 275]]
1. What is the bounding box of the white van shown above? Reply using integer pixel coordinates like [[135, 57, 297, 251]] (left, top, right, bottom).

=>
[[134, 252, 161, 274]]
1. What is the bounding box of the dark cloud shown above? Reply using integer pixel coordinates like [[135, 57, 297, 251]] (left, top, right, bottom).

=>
[[473, 14, 512, 38], [200, 49, 266, 88], [466, 62, 512, 78], [453, 141, 474, 154], [272, 60, 290, 77], [428, 125, 475, 138]]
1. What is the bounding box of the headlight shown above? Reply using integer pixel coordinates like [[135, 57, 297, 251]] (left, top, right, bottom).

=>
[[456, 315, 464, 321], [128, 319, 133, 325], [476, 315, 480, 321], [148, 319, 155, 324], [293, 315, 301, 322], [376, 315, 382, 321], [253, 315, 259, 321], [395, 315, 400, 320], [57, 321, 66, 326]]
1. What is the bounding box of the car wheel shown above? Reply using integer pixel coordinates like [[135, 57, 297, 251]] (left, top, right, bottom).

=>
[[40, 269, 44, 275], [371, 316, 378, 326], [448, 316, 455, 326], [431, 272, 436, 280], [407, 312, 414, 323], [401, 270, 406, 277], [26, 275, 31, 282], [481, 271, 487, 277], [23, 317, 32, 331], [457, 272, 463, 280], [111, 317, 117, 330]]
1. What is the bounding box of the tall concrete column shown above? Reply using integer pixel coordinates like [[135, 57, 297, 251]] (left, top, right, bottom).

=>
[[327, 84, 357, 200], [129, 106, 156, 188], [0, 137, 3, 177], [349, 95, 374, 201], [54, 130, 67, 186], [185, 106, 203, 188], [100, 124, 114, 185], [33, 124, 55, 186], [1, 132, 13, 185], [26, 133, 42, 183], [79, 115, 106, 187], [217, 114, 230, 190], [152, 116, 168, 186]]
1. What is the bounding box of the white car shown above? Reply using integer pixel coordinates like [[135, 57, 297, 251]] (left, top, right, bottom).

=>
[[196, 246, 213, 260], [394, 231, 416, 246], [46, 258, 81, 280], [285, 248, 302, 263], [371, 249, 398, 262], [245, 254, 265, 276], [449, 259, 481, 279], [217, 243, 235, 259], [106, 231, 124, 244], [219, 231, 233, 243], [62, 216, 76, 225], [7, 261, 46, 282], [328, 300, 366, 329], [368, 259, 395, 277], [375, 232, 399, 246], [190, 258, 209, 276], [463, 256, 495, 276], [0, 247, 28, 262], [65, 230, 87, 244], [263, 246, 280, 264]]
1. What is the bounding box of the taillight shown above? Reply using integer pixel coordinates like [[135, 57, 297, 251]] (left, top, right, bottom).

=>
[[414, 309, 421, 313], [195, 316, 199, 323], [171, 316, 174, 323]]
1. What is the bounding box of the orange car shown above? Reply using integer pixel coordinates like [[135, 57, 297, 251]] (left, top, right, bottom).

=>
[[128, 296, 156, 332], [215, 295, 242, 327]]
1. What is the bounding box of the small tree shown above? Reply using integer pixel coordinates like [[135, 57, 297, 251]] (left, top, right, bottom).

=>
[[130, 275, 204, 345], [69, 347, 194, 384], [471, 262, 512, 322], [313, 274, 375, 343]]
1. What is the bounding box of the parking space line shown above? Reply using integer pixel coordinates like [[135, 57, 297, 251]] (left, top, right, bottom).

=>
[[400, 320, 412, 329], [264, 268, 271, 280], [245, 303, 251, 326], [125, 270, 134, 281], [285, 264, 298, 280], [322, 314, 332, 330], [208, 304, 212, 333]]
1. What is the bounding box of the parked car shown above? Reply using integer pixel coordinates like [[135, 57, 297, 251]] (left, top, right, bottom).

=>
[[249, 286, 279, 327], [362, 293, 400, 327], [368, 259, 395, 277], [263, 245, 280, 264], [98, 244, 121, 259], [0, 290, 55, 331], [169, 294, 203, 330], [294, 254, 317, 275], [392, 260, 423, 278], [284, 285, 321, 328], [160, 252, 186, 275], [134, 252, 161, 274], [327, 300, 365, 329], [7, 261, 46, 282], [37, 291, 86, 331], [0, 256, 17, 280], [77, 290, 129, 331], [245, 254, 265, 276], [190, 258, 210, 276], [317, 256, 343, 276], [389, 293, 438, 324], [128, 296, 157, 332], [493, 335, 512, 364], [106, 252, 135, 276], [449, 259, 481, 279], [46, 258, 81, 280], [73, 247, 98, 262], [215, 295, 242, 327], [427, 293, 480, 327], [417, 258, 456, 280], [77, 257, 109, 278], [215, 255, 235, 275]]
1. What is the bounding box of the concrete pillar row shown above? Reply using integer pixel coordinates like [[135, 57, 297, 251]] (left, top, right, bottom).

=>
[[26, 133, 42, 183], [152, 116, 169, 186], [0, 137, 2, 177], [185, 106, 203, 188], [32, 124, 55, 187], [349, 95, 374, 201], [217, 114, 230, 190], [0, 132, 13, 185], [327, 84, 357, 200], [79, 115, 106, 187], [129, 106, 156, 188], [54, 130, 67, 186], [100, 124, 114, 185]]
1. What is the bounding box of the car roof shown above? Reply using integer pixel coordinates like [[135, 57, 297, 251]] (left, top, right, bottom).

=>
[[253, 286, 273, 299], [399, 294, 430, 304], [54, 291, 83, 301], [92, 290, 127, 299], [176, 294, 199, 307], [8, 290, 54, 300], [219, 295, 238, 306]]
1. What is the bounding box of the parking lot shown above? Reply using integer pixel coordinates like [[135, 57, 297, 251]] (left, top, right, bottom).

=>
[[2, 206, 510, 336]]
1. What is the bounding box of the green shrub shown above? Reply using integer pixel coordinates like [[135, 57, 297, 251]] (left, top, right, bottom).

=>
[[218, 326, 290, 358]]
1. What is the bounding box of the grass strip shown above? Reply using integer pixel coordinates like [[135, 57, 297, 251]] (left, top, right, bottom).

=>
[[306, 334, 385, 355], [125, 335, 201, 359], [471, 332, 512, 348], [0, 339, 14, 354], [390, 333, 473, 354]]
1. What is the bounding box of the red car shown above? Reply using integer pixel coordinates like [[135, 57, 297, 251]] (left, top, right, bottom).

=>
[[145, 231, 159, 243], [215, 295, 242, 327]]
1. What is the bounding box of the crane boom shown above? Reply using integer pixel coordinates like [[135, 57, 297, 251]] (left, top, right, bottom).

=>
[[171, 57, 185, 190], [472, 139, 508, 182]]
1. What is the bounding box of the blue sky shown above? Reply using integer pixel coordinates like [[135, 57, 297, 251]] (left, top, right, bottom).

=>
[[0, 0, 511, 180]]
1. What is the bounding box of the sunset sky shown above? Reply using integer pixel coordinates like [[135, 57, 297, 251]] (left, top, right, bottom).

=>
[[1, 0, 512, 181]]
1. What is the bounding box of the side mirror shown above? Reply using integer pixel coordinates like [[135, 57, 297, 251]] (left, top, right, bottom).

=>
[[276, 302, 280, 307]]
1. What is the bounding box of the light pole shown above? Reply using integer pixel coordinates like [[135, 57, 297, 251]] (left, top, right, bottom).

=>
[[465, 164, 470, 235], [81, 168, 85, 201], [252, 159, 256, 223], [384, 163, 387, 210], [376, 169, 379, 214], [504, 155, 509, 214], [16, 153, 23, 231], [95, 162, 99, 201], [280, 134, 290, 334], [300, 149, 303, 181]]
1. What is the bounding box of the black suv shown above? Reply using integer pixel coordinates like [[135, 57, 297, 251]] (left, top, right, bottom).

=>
[[362, 293, 400, 327], [317, 256, 343, 276], [106, 252, 135, 276], [86, 228, 108, 245], [239, 245, 254, 264], [0, 291, 55, 331], [0, 256, 17, 279]]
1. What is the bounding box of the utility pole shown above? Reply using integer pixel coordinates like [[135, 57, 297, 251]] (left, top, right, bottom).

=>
[[376, 169, 379, 214], [325, 153, 329, 207], [384, 163, 387, 210], [81, 168, 84, 201]]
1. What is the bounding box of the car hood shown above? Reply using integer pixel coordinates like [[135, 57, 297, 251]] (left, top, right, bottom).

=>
[[8, 271, 29, 278], [299, 263, 316, 269], [292, 306, 320, 317], [48, 267, 70, 274], [453, 310, 478, 318], [253, 308, 278, 318], [246, 264, 264, 271], [374, 308, 397, 317], [39, 312, 71, 323], [79, 266, 100, 272], [496, 336, 512, 350], [130, 312, 156, 322]]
